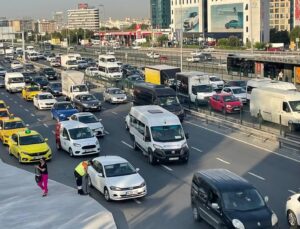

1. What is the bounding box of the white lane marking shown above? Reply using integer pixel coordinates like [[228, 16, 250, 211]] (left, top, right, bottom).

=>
[[191, 146, 203, 153], [14, 101, 17, 104], [121, 141, 133, 149], [19, 104, 23, 107], [52, 130, 55, 135], [216, 157, 231, 165], [185, 121, 300, 163], [288, 190, 296, 194], [104, 131, 110, 135], [37, 118, 41, 122], [9, 98, 13, 100], [248, 172, 265, 181], [25, 109, 29, 112], [134, 199, 141, 204], [43, 124, 49, 128], [31, 114, 35, 117], [111, 111, 118, 115], [161, 165, 173, 171]]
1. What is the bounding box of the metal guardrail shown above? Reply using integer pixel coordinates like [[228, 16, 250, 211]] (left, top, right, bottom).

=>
[[279, 133, 300, 150]]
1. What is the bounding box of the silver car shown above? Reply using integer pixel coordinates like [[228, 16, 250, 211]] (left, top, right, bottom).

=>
[[103, 87, 127, 104]]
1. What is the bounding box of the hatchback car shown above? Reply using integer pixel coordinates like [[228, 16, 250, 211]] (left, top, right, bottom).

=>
[[22, 85, 41, 101], [47, 82, 62, 97], [87, 156, 147, 201], [209, 93, 242, 114], [103, 88, 127, 104], [222, 86, 247, 104], [286, 193, 300, 228], [51, 102, 78, 121]]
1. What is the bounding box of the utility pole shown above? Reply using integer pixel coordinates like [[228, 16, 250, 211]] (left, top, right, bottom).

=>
[[180, 3, 183, 71]]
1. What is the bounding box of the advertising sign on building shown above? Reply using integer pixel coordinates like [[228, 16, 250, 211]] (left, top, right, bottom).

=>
[[295, 0, 300, 27], [174, 7, 199, 33], [211, 3, 243, 32]]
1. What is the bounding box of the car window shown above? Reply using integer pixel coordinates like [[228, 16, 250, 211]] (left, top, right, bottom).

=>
[[92, 161, 103, 174], [12, 134, 18, 143], [62, 128, 69, 140]]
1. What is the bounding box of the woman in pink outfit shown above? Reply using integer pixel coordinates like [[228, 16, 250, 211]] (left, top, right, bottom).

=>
[[36, 158, 48, 197]]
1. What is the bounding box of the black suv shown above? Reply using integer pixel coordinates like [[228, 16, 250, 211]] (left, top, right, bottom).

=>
[[191, 169, 278, 228]]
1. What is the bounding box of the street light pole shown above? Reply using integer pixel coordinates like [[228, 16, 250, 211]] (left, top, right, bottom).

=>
[[180, 3, 183, 71], [99, 4, 107, 53]]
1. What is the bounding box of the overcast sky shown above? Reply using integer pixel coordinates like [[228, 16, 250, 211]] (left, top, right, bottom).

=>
[[0, 0, 149, 20]]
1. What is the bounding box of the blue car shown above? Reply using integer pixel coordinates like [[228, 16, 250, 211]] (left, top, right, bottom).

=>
[[51, 101, 78, 121]]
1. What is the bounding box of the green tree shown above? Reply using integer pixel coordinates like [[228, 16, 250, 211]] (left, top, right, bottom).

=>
[[156, 34, 169, 46], [217, 38, 228, 46], [254, 42, 266, 50], [228, 36, 241, 47], [290, 26, 300, 42]]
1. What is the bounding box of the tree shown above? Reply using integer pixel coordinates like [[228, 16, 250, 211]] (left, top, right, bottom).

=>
[[228, 36, 241, 47], [217, 38, 228, 46], [270, 28, 289, 44], [254, 42, 266, 50], [290, 26, 300, 42], [156, 34, 169, 46]]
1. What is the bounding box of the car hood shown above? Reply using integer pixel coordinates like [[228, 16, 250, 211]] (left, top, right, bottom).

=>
[[234, 93, 247, 99], [85, 122, 103, 130], [225, 101, 241, 106], [224, 207, 273, 228], [20, 143, 50, 153], [72, 137, 98, 146], [55, 109, 78, 116], [2, 128, 27, 137], [106, 173, 144, 188], [111, 94, 126, 99], [81, 100, 101, 106], [39, 99, 57, 104]]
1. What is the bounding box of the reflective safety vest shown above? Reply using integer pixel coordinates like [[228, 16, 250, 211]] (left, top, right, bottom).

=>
[[75, 161, 88, 176]]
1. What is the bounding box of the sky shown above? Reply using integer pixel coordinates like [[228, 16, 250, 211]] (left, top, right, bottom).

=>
[[0, 0, 149, 20]]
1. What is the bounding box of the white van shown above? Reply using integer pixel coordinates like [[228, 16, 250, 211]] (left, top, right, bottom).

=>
[[125, 105, 189, 164], [5, 72, 25, 93], [250, 87, 300, 131], [98, 62, 122, 80], [246, 78, 296, 101], [98, 54, 117, 64], [55, 120, 100, 157], [61, 54, 81, 70]]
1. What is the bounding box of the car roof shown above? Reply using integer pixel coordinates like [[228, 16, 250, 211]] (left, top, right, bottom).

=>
[[59, 120, 88, 129], [94, 156, 128, 166], [195, 169, 253, 192], [3, 117, 22, 123], [38, 92, 52, 96], [107, 87, 121, 91], [224, 86, 242, 89], [73, 112, 94, 117], [18, 129, 39, 137]]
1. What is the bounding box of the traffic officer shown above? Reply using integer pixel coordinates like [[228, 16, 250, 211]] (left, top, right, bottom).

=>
[[74, 161, 90, 195]]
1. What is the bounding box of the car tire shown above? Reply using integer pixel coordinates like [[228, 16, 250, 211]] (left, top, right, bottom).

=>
[[192, 205, 201, 222], [133, 138, 139, 151], [104, 187, 110, 201], [287, 210, 298, 228], [69, 148, 74, 157], [148, 150, 157, 165]]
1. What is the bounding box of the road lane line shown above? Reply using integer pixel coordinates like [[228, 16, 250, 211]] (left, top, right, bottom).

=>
[[25, 109, 29, 112], [9, 98, 13, 101], [191, 146, 203, 153], [31, 114, 35, 117], [216, 157, 230, 165], [104, 131, 110, 135], [185, 121, 300, 163], [43, 124, 49, 128], [19, 104, 23, 107], [111, 111, 118, 115], [134, 199, 141, 204], [121, 141, 133, 149], [161, 165, 173, 172], [52, 130, 55, 135], [248, 172, 265, 181], [37, 118, 41, 121], [288, 190, 296, 194], [14, 101, 17, 104]]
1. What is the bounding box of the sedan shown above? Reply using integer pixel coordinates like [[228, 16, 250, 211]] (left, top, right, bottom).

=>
[[50, 59, 61, 67], [186, 56, 200, 63], [32, 76, 49, 90], [222, 86, 247, 104], [209, 93, 242, 114], [33, 92, 57, 110], [70, 112, 105, 137], [11, 61, 23, 69], [47, 82, 62, 97], [85, 67, 100, 77], [73, 94, 102, 112], [286, 193, 300, 228], [103, 88, 127, 104], [40, 67, 58, 80], [51, 102, 78, 121], [77, 60, 89, 69], [87, 156, 147, 201]]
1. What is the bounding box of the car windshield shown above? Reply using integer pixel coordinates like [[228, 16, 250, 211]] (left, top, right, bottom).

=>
[[106, 58, 116, 62], [39, 94, 54, 100], [44, 68, 55, 73], [0, 110, 9, 117], [35, 77, 47, 83], [27, 87, 40, 92], [210, 77, 221, 82], [289, 101, 300, 112], [4, 121, 25, 130], [67, 60, 77, 65], [56, 103, 74, 110], [157, 96, 180, 106], [8, 77, 24, 83], [19, 134, 44, 145], [78, 115, 98, 124], [104, 162, 136, 177], [80, 95, 96, 101], [222, 188, 265, 211], [0, 103, 6, 108], [151, 125, 184, 142], [73, 85, 88, 92], [69, 127, 93, 140], [223, 95, 239, 102], [110, 89, 123, 94], [192, 85, 213, 93], [229, 81, 247, 87], [51, 83, 61, 89], [232, 88, 246, 94], [108, 67, 120, 73]]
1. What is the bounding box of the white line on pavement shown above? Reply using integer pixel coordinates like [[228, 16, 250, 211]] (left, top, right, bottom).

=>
[[25, 109, 29, 112], [43, 124, 49, 128], [9, 98, 12, 100], [52, 130, 55, 135], [14, 101, 17, 104], [31, 114, 35, 117], [37, 118, 41, 122], [185, 121, 300, 163], [191, 146, 203, 153], [288, 190, 296, 194], [161, 165, 173, 172], [104, 131, 110, 135], [121, 141, 133, 149], [216, 157, 231, 165], [111, 111, 118, 115], [248, 172, 265, 181], [134, 199, 141, 204], [19, 104, 23, 107]]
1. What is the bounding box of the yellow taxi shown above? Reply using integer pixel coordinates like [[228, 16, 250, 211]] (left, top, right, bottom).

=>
[[8, 129, 52, 163], [0, 108, 10, 121], [22, 85, 41, 101], [0, 117, 27, 145], [0, 100, 8, 109]]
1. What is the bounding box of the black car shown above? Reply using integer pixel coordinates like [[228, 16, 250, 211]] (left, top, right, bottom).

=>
[[32, 76, 49, 90], [73, 94, 102, 112], [191, 169, 278, 228], [47, 82, 62, 97], [23, 63, 36, 72], [40, 67, 58, 80], [22, 72, 38, 83], [82, 57, 97, 67]]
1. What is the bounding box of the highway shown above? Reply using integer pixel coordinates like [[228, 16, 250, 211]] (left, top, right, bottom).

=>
[[0, 58, 299, 228]]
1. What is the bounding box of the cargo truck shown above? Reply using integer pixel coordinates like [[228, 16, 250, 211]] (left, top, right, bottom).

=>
[[61, 70, 89, 101], [145, 65, 180, 87]]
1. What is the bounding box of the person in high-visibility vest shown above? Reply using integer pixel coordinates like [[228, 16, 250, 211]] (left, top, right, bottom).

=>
[[74, 161, 90, 195]]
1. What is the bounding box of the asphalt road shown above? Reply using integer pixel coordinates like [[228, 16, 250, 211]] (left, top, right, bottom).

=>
[[1, 58, 300, 228]]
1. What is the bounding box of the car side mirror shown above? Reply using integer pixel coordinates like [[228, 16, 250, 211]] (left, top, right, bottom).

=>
[[63, 136, 68, 140], [44, 138, 48, 142], [144, 136, 151, 142], [185, 133, 189, 139], [136, 168, 140, 172], [211, 203, 220, 210], [264, 196, 269, 203], [98, 172, 103, 177], [26, 124, 29, 127]]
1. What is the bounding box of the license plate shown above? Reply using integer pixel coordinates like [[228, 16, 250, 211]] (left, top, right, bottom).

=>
[[234, 108, 240, 111], [126, 191, 136, 195], [92, 106, 97, 108], [169, 157, 179, 161], [85, 149, 94, 152], [34, 156, 44, 159]]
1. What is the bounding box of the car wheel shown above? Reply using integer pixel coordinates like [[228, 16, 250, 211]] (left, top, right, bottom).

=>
[[69, 148, 74, 157], [148, 150, 157, 165], [192, 206, 201, 222], [133, 138, 138, 151], [287, 210, 298, 228], [104, 187, 110, 201]]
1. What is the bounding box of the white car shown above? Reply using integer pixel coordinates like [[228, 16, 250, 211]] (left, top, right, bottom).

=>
[[222, 86, 247, 103], [190, 50, 202, 56], [47, 56, 56, 62], [148, 52, 160, 59], [209, 76, 224, 90], [69, 112, 105, 137], [50, 60, 61, 67], [33, 92, 57, 110], [85, 67, 100, 77], [203, 47, 215, 52], [286, 193, 300, 228], [186, 56, 200, 62], [87, 156, 147, 201], [11, 61, 23, 69], [103, 87, 127, 104], [106, 51, 115, 55]]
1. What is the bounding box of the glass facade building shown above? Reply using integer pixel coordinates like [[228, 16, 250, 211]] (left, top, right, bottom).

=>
[[151, 0, 171, 29]]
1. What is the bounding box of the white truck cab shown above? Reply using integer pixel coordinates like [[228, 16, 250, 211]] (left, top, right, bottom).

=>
[[98, 62, 122, 80], [5, 72, 25, 93]]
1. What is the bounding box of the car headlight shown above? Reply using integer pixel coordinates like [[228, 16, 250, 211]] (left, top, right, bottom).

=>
[[59, 114, 65, 117], [110, 186, 122, 191], [82, 103, 89, 107], [226, 105, 232, 108], [73, 143, 81, 147], [153, 144, 163, 150], [271, 213, 278, 226], [21, 151, 30, 155], [95, 141, 100, 146], [232, 219, 245, 229], [124, 96, 127, 100], [181, 142, 188, 148], [112, 97, 117, 101], [139, 182, 146, 188]]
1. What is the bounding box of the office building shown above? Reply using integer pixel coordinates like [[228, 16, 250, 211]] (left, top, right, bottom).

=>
[[67, 4, 99, 31], [151, 0, 171, 29], [0, 17, 9, 27], [37, 19, 56, 34], [53, 12, 65, 31], [0, 17, 14, 40], [269, 0, 291, 31], [10, 19, 34, 32]]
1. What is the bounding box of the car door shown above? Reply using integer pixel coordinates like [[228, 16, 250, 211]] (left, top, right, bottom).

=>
[[218, 96, 224, 111], [61, 128, 71, 151], [210, 95, 218, 110], [33, 95, 38, 107], [10, 134, 19, 157], [204, 188, 224, 228], [91, 161, 105, 192]]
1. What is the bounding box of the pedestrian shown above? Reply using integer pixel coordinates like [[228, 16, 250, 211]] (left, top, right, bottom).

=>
[[278, 71, 283, 81], [74, 160, 90, 195], [35, 158, 48, 197]]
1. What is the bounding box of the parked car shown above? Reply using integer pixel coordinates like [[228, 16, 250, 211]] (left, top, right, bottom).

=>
[[47, 82, 62, 97], [69, 112, 105, 137], [286, 193, 300, 228], [209, 93, 242, 114], [33, 92, 57, 110], [51, 101, 78, 121], [85, 67, 100, 77], [40, 67, 58, 80], [73, 94, 102, 112], [87, 156, 147, 201], [103, 87, 127, 104], [222, 86, 247, 104]]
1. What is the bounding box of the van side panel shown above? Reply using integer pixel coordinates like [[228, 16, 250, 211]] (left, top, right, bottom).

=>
[[145, 68, 160, 85]]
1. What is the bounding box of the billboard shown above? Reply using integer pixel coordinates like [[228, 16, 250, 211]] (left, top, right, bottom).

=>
[[174, 7, 199, 33], [211, 3, 244, 32], [295, 0, 300, 27]]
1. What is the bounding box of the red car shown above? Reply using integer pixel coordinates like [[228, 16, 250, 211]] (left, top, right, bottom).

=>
[[209, 93, 242, 114]]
